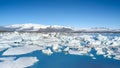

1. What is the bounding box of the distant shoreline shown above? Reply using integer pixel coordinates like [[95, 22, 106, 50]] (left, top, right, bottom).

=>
[[0, 31, 120, 33]]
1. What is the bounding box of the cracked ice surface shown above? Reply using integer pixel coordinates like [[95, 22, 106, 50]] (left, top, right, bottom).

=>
[[0, 32, 120, 67]]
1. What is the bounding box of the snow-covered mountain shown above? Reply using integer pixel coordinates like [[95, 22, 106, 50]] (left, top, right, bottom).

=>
[[0, 23, 72, 32], [0, 23, 73, 32], [73, 27, 120, 33], [0, 23, 120, 33]]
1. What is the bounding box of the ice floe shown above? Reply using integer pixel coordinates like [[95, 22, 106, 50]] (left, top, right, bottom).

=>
[[2, 46, 42, 56], [42, 48, 53, 55], [0, 57, 38, 68], [0, 57, 16, 61]]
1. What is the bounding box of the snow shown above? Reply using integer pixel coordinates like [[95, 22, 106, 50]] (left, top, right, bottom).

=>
[[5, 23, 48, 29]]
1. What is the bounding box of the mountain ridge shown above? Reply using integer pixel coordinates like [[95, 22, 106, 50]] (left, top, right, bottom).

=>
[[0, 23, 120, 33]]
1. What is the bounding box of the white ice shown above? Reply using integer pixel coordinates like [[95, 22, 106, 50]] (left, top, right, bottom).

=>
[[0, 57, 39, 68], [0, 32, 120, 60], [2, 46, 43, 56], [42, 48, 53, 55]]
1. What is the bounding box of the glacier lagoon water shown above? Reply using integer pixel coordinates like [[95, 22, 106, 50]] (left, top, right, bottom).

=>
[[1, 50, 120, 68], [0, 33, 120, 68], [30, 50, 120, 68]]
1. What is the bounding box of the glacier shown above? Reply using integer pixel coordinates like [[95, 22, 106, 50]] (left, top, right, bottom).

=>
[[0, 32, 120, 67]]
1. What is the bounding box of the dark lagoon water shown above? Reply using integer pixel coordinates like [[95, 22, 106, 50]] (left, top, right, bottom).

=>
[[2, 49, 120, 68], [1, 48, 120, 68], [10, 50, 120, 68]]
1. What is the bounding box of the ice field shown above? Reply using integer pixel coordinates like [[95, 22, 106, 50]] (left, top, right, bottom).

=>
[[0, 32, 120, 68]]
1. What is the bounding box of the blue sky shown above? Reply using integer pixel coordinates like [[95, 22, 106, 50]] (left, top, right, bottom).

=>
[[0, 0, 120, 28]]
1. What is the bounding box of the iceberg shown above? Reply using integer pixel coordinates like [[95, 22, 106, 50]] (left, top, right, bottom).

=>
[[42, 48, 53, 55]]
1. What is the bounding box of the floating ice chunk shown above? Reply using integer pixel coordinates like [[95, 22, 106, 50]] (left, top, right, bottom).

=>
[[80, 35, 92, 40], [2, 46, 42, 56], [64, 47, 69, 52], [68, 50, 81, 55], [114, 55, 120, 60], [89, 54, 96, 59], [91, 41, 101, 46], [14, 57, 39, 68], [95, 48, 105, 55], [52, 44, 61, 52], [68, 39, 80, 46], [0, 57, 15, 61], [42, 48, 53, 55], [111, 41, 120, 46], [97, 34, 108, 41], [105, 40, 113, 45], [0, 57, 39, 68], [42, 34, 50, 38], [68, 49, 88, 55], [107, 55, 112, 58], [92, 57, 96, 59], [0, 44, 11, 48]]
